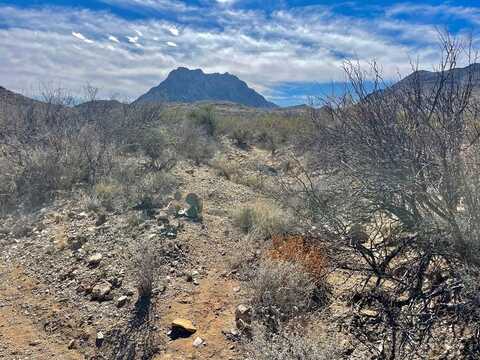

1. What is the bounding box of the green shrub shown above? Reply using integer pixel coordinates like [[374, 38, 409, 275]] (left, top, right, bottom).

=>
[[188, 105, 217, 137]]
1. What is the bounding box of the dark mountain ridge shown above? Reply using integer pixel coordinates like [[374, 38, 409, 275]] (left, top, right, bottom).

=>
[[393, 63, 480, 90], [135, 67, 277, 109]]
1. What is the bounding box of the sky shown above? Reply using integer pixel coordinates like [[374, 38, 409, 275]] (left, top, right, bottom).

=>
[[0, 1, 479, 106]]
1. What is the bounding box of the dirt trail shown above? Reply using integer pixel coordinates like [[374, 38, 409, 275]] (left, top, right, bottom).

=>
[[0, 263, 84, 359]]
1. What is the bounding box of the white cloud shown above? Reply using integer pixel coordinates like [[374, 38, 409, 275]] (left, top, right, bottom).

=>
[[217, 0, 236, 5], [72, 31, 94, 44], [166, 26, 179, 36], [108, 35, 120, 43], [0, 3, 474, 103], [126, 35, 139, 43]]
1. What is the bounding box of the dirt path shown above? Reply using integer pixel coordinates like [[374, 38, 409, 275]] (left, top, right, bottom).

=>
[[0, 263, 84, 360], [153, 161, 257, 359]]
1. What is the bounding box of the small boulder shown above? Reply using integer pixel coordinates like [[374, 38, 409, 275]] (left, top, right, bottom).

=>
[[170, 318, 197, 339], [116, 295, 128, 308], [91, 282, 113, 301], [88, 253, 103, 267]]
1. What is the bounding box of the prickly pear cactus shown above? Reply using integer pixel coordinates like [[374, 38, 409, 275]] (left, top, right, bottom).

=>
[[185, 193, 203, 221]]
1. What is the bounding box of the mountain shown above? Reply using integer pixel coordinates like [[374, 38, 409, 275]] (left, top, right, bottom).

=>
[[135, 67, 278, 109], [393, 63, 480, 91], [0, 86, 42, 107]]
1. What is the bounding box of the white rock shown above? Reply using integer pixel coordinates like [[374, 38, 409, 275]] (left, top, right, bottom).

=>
[[193, 337, 204, 347]]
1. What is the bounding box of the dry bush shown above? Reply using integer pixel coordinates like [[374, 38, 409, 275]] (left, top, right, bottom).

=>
[[188, 105, 217, 137], [233, 201, 293, 239], [129, 171, 177, 210], [211, 156, 241, 180], [275, 33, 480, 358], [268, 234, 329, 285], [245, 323, 341, 360], [174, 122, 216, 165], [249, 259, 316, 331], [130, 238, 159, 299], [234, 173, 266, 190], [226, 233, 263, 280], [94, 181, 123, 211]]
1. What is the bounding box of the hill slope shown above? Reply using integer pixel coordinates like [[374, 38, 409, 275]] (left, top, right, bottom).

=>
[[394, 63, 480, 91], [135, 67, 277, 109]]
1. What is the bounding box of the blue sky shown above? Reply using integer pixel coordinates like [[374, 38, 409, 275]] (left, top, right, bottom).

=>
[[0, 1, 479, 106]]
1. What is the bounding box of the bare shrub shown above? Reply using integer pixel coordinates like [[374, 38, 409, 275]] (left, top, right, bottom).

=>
[[249, 259, 316, 331], [129, 171, 177, 210], [245, 323, 341, 360], [174, 122, 216, 165], [94, 181, 123, 211], [130, 238, 159, 300], [233, 201, 293, 239], [276, 33, 480, 358], [137, 127, 177, 171]]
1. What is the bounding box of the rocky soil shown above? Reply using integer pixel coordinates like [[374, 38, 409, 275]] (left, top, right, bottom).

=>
[[0, 144, 279, 360]]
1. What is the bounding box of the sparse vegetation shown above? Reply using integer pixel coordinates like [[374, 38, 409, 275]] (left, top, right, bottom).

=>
[[249, 259, 317, 331], [245, 323, 340, 360], [233, 201, 293, 238], [2, 28, 480, 360]]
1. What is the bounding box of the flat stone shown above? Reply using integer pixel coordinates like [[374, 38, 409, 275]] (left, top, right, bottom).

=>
[[171, 318, 197, 337]]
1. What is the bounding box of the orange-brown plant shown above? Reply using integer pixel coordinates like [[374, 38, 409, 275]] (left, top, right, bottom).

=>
[[268, 234, 329, 286]]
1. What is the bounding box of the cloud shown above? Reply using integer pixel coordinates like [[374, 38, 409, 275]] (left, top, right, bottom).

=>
[[166, 26, 179, 36], [108, 35, 120, 43], [0, 3, 475, 105], [216, 0, 236, 5], [72, 31, 94, 44], [126, 35, 139, 43]]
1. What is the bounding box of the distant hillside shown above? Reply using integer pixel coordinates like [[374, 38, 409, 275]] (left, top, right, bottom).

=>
[[0, 86, 42, 107], [393, 63, 480, 91], [135, 67, 278, 109]]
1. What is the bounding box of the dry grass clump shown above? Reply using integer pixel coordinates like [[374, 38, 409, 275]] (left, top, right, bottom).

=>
[[234, 174, 265, 190], [211, 156, 241, 180], [233, 201, 293, 239]]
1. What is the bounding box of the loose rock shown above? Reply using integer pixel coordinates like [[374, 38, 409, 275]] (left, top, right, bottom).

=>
[[88, 253, 103, 267], [91, 282, 113, 301]]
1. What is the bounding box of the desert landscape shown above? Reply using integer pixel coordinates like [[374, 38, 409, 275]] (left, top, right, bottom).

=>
[[1, 1, 480, 359]]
